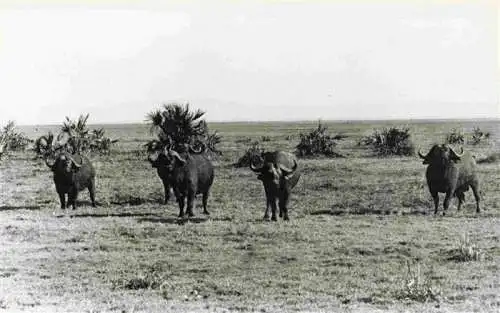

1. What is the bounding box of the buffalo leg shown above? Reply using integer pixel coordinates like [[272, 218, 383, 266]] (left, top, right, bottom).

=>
[[471, 183, 480, 213], [177, 196, 185, 218], [186, 192, 195, 217], [264, 198, 271, 220], [262, 184, 271, 220], [456, 192, 465, 211], [431, 191, 439, 215], [202, 192, 210, 215], [58, 192, 67, 210], [270, 198, 278, 221], [443, 190, 452, 215], [162, 180, 170, 204], [279, 190, 290, 221], [68, 189, 78, 210], [88, 180, 96, 207]]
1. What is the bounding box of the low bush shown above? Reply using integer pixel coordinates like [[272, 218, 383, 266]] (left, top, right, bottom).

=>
[[360, 126, 415, 156], [0, 121, 33, 159], [295, 121, 346, 157], [445, 128, 465, 145], [470, 127, 490, 145]]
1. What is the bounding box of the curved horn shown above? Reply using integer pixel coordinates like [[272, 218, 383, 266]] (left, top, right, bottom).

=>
[[280, 160, 298, 178], [449, 146, 464, 159], [417, 148, 427, 159], [170, 150, 186, 164], [68, 154, 83, 168], [189, 144, 203, 154], [250, 155, 264, 172], [54, 132, 70, 149]]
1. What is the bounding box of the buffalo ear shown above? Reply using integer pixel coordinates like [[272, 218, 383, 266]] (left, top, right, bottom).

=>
[[45, 156, 57, 170]]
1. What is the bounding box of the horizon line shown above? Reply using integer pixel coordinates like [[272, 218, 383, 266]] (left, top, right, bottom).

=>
[[15, 116, 500, 127]]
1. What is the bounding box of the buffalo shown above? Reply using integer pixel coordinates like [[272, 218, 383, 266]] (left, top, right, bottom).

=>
[[250, 151, 300, 221], [45, 152, 96, 210], [149, 146, 214, 218], [418, 144, 480, 215], [148, 149, 174, 204]]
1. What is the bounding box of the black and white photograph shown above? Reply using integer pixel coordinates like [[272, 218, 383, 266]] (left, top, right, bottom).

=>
[[0, 0, 498, 312]]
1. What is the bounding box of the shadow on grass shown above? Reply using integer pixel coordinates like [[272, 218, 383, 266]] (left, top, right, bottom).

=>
[[138, 216, 232, 225], [310, 207, 430, 216], [0, 205, 41, 211], [110, 197, 163, 206], [59, 212, 159, 219]]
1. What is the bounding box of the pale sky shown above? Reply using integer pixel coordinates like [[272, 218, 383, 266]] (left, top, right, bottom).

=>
[[0, 0, 498, 125]]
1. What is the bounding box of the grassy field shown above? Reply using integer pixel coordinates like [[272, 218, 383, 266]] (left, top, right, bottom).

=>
[[1, 119, 499, 313]]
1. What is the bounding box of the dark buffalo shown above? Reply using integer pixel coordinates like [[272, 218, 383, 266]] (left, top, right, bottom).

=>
[[45, 152, 96, 210], [150, 147, 214, 217], [418, 144, 480, 215], [250, 151, 300, 221], [148, 149, 174, 204]]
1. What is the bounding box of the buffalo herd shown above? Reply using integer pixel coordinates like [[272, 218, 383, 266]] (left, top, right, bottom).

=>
[[38, 143, 482, 219]]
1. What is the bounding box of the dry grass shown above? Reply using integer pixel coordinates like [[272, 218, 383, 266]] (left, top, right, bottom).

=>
[[1, 119, 499, 313]]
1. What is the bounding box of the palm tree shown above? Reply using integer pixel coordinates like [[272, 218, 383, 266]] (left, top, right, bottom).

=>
[[146, 103, 210, 151]]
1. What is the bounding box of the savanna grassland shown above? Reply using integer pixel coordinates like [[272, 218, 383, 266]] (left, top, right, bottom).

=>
[[1, 119, 499, 313]]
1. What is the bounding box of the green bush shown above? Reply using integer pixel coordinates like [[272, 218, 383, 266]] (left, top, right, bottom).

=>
[[295, 121, 346, 157], [146, 102, 221, 157], [361, 126, 415, 156]]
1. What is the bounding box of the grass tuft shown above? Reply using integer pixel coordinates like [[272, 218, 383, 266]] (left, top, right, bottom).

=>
[[448, 233, 484, 262], [394, 260, 440, 303]]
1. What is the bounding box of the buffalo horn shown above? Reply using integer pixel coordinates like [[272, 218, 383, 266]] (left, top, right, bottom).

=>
[[250, 156, 264, 172], [189, 144, 203, 154], [449, 146, 464, 159], [280, 160, 298, 179], [417, 149, 427, 159], [170, 150, 186, 164], [68, 155, 82, 168]]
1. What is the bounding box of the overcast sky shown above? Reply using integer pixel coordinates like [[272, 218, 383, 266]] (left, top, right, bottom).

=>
[[0, 0, 498, 125]]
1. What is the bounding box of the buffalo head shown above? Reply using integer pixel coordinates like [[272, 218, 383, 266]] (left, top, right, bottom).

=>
[[418, 144, 464, 166], [148, 145, 202, 170], [45, 152, 83, 173], [250, 154, 297, 187]]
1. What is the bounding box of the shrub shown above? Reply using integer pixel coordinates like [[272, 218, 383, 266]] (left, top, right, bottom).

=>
[[445, 128, 465, 145], [146, 102, 221, 157], [361, 126, 415, 156], [33, 114, 118, 157], [261, 135, 271, 142], [89, 128, 119, 155], [234, 141, 264, 168], [470, 127, 490, 145], [295, 121, 346, 157], [0, 121, 33, 159]]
